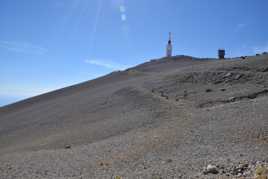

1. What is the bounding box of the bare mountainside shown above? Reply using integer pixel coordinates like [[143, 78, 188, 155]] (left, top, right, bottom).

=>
[[0, 55, 268, 179]]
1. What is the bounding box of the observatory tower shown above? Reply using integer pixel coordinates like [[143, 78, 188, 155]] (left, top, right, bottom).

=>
[[166, 32, 173, 57]]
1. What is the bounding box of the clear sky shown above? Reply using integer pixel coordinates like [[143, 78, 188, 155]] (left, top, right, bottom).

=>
[[1, 0, 268, 106]]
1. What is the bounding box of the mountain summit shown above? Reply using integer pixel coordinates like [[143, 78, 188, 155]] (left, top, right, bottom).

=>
[[1, 54, 268, 178]]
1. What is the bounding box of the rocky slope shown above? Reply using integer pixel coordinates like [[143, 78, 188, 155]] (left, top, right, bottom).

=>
[[0, 55, 268, 179]]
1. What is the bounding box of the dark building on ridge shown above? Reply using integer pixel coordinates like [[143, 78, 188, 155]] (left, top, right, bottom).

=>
[[218, 49, 225, 59]]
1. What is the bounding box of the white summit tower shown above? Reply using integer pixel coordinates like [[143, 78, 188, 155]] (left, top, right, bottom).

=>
[[166, 32, 173, 57]]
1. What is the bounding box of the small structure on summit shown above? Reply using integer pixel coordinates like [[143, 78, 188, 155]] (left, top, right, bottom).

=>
[[218, 49, 225, 59], [166, 32, 173, 57]]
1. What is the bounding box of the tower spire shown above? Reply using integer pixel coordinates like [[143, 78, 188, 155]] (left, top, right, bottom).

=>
[[168, 32, 172, 44], [166, 32, 172, 57]]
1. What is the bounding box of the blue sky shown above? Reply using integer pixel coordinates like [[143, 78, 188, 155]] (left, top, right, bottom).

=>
[[1, 0, 268, 106]]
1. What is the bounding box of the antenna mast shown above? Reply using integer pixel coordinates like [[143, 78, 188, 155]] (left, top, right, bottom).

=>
[[166, 32, 173, 57]]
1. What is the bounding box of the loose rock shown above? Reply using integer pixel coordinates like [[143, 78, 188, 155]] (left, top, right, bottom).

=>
[[203, 164, 219, 175], [205, 89, 212, 93], [224, 72, 232, 78], [64, 144, 71, 149]]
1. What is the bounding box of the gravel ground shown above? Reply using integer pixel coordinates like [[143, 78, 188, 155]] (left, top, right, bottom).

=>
[[0, 55, 268, 179]]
